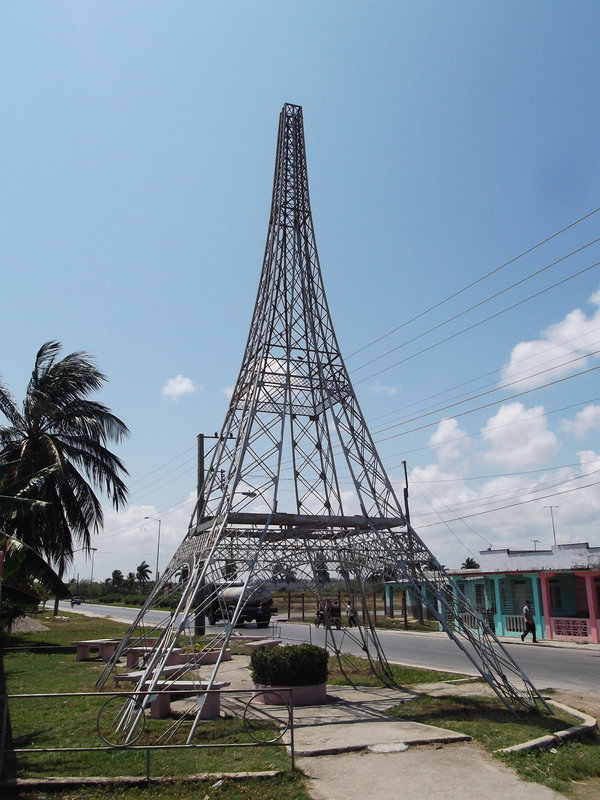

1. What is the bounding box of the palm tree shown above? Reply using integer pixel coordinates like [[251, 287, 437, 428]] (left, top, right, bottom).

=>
[[136, 560, 151, 587], [0, 341, 129, 614], [111, 569, 124, 590], [461, 557, 480, 570]]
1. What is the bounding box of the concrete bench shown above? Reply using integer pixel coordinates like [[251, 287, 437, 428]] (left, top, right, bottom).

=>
[[72, 639, 119, 661], [147, 679, 231, 719], [113, 663, 188, 685], [244, 639, 281, 650], [125, 646, 183, 669]]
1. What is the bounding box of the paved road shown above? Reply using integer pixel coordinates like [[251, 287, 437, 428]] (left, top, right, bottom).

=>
[[60, 602, 600, 696]]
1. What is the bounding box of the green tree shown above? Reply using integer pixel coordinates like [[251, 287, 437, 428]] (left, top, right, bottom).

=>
[[111, 569, 124, 590], [461, 557, 480, 570], [136, 560, 151, 586], [0, 341, 129, 614]]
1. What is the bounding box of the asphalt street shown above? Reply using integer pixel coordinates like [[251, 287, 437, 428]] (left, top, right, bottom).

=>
[[58, 602, 600, 697]]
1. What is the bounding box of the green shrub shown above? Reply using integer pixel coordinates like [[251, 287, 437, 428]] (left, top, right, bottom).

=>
[[250, 644, 328, 686]]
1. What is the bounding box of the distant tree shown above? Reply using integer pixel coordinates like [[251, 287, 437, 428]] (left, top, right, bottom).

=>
[[271, 561, 286, 584], [125, 572, 136, 592], [285, 569, 296, 585], [136, 560, 151, 586], [223, 559, 237, 581], [111, 569, 124, 589], [314, 551, 330, 585], [461, 557, 480, 570]]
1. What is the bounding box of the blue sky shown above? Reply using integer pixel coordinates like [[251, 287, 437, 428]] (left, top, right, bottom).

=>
[[3, 2, 600, 581]]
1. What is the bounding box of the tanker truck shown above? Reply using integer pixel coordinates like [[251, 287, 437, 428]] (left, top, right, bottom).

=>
[[205, 583, 275, 628]]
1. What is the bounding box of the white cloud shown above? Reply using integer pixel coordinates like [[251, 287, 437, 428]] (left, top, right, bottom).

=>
[[429, 418, 470, 463], [561, 405, 600, 437], [223, 385, 234, 400], [87, 494, 198, 583], [500, 288, 600, 390], [161, 375, 202, 401], [480, 402, 558, 468], [369, 381, 398, 397]]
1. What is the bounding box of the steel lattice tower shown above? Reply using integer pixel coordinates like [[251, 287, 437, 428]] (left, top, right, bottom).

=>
[[98, 104, 548, 744]]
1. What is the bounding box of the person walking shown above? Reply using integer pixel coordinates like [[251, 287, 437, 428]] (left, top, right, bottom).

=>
[[520, 599, 538, 642], [346, 599, 359, 627]]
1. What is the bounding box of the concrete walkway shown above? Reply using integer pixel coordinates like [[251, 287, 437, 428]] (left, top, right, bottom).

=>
[[297, 747, 566, 800], [215, 656, 577, 799]]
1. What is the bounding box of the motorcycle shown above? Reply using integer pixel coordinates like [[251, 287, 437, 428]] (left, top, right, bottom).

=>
[[314, 607, 342, 629]]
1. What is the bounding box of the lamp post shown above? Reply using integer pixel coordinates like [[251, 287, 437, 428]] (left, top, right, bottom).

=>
[[144, 516, 162, 583], [89, 547, 98, 585]]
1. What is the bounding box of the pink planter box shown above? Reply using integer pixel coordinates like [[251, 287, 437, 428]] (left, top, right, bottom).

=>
[[253, 683, 327, 706]]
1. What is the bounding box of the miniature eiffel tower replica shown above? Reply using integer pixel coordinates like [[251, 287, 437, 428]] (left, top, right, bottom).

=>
[[98, 104, 548, 744]]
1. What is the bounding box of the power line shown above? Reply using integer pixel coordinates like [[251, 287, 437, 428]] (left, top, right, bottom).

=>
[[348, 205, 600, 360], [355, 259, 600, 385], [375, 349, 600, 440], [353, 237, 600, 375], [418, 475, 600, 529]]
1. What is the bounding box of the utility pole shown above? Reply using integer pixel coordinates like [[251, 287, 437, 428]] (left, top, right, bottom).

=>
[[541, 505, 558, 546]]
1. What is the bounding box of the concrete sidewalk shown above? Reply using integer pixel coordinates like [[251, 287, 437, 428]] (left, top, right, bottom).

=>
[[296, 746, 566, 800], [215, 656, 580, 799]]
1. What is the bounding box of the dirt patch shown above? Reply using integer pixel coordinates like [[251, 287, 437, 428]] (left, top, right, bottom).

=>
[[547, 689, 600, 722], [10, 615, 49, 634]]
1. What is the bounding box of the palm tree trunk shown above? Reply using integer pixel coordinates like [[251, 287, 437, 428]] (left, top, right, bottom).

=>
[[53, 563, 65, 616]]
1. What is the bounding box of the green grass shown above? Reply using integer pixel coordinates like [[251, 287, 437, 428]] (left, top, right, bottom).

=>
[[374, 616, 439, 633], [501, 736, 600, 797], [387, 694, 580, 750], [2, 773, 310, 800], [327, 653, 463, 687]]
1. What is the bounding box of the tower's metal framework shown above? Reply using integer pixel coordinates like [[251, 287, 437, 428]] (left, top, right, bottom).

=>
[[98, 104, 549, 744]]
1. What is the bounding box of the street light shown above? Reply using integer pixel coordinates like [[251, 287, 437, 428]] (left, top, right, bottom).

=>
[[144, 516, 162, 582], [89, 547, 98, 585]]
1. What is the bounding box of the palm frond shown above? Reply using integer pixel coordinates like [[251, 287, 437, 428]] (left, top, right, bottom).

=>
[[1, 531, 71, 598]]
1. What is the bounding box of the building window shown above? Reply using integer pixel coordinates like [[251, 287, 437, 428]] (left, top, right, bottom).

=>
[[475, 583, 485, 611], [549, 582, 562, 610]]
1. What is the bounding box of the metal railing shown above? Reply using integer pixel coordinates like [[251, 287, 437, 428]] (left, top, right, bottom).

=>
[[1, 687, 295, 785]]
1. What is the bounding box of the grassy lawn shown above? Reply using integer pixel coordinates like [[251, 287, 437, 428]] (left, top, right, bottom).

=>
[[3, 775, 309, 800], [327, 652, 462, 687]]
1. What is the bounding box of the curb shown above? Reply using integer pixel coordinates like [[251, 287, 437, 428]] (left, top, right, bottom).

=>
[[0, 770, 282, 790], [292, 731, 471, 758], [496, 699, 598, 754]]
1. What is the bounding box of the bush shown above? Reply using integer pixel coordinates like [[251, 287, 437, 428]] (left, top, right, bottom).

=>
[[250, 643, 328, 686]]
